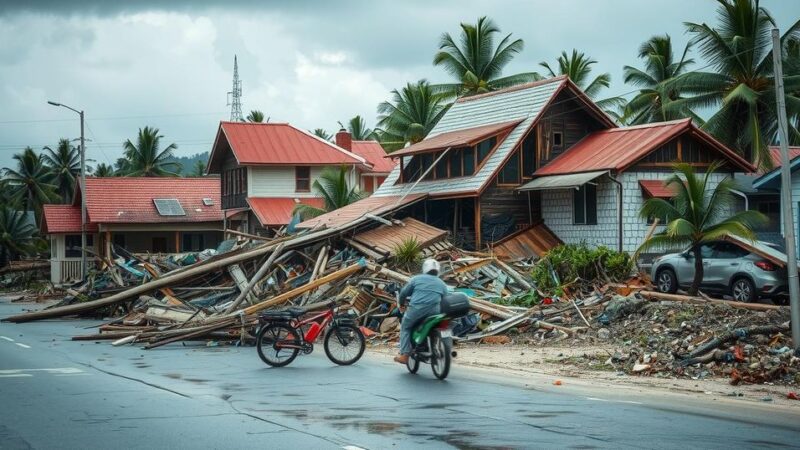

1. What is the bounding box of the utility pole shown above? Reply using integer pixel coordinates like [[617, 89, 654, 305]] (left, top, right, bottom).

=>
[[771, 28, 800, 353], [47, 101, 88, 282]]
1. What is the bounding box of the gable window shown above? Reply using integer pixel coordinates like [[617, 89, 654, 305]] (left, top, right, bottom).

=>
[[295, 166, 311, 192], [553, 131, 563, 148], [521, 131, 537, 178], [573, 184, 597, 225], [421, 154, 435, 180], [463, 147, 475, 176], [476, 137, 496, 165], [434, 152, 448, 179], [402, 156, 421, 183], [449, 151, 463, 177], [497, 151, 520, 185]]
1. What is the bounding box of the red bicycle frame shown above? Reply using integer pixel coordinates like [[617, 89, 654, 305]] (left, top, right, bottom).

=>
[[293, 308, 334, 342]]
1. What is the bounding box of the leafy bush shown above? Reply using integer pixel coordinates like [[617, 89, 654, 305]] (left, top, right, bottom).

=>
[[392, 237, 422, 273], [531, 242, 633, 293]]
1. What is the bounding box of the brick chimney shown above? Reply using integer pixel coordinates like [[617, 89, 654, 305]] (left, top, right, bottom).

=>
[[335, 128, 352, 151]]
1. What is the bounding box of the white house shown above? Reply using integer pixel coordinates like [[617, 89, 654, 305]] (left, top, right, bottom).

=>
[[752, 148, 800, 255]]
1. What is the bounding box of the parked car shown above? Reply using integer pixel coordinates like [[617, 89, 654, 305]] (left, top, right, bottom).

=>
[[650, 240, 789, 304]]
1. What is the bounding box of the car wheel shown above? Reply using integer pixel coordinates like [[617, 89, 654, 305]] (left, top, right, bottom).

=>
[[731, 277, 757, 303], [656, 268, 678, 294]]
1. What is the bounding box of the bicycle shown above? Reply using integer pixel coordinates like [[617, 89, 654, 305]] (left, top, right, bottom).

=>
[[255, 300, 366, 367]]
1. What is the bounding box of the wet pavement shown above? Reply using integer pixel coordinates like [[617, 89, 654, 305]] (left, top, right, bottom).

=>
[[1, 298, 798, 449]]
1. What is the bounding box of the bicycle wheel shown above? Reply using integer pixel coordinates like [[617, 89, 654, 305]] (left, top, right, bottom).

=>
[[256, 323, 300, 367], [323, 324, 365, 366], [406, 353, 420, 374], [430, 333, 451, 380]]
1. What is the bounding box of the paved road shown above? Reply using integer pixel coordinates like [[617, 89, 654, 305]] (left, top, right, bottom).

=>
[[1, 299, 798, 449]]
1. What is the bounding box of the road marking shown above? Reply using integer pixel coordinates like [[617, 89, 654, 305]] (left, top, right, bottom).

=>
[[0, 368, 84, 375], [0, 336, 14, 342], [586, 396, 642, 405], [342, 446, 367, 450], [0, 374, 32, 378], [15, 343, 31, 349]]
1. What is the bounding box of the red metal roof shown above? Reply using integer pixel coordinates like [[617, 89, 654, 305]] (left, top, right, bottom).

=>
[[297, 194, 427, 229], [766, 146, 800, 172], [74, 177, 223, 225], [639, 180, 678, 199], [215, 122, 364, 167], [41, 204, 98, 234], [389, 120, 522, 158], [351, 141, 395, 173], [536, 119, 754, 176], [247, 197, 325, 226]]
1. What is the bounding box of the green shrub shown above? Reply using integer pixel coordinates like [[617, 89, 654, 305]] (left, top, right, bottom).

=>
[[531, 242, 633, 293]]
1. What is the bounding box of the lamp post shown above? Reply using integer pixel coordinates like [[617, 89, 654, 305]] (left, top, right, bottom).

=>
[[47, 101, 87, 282]]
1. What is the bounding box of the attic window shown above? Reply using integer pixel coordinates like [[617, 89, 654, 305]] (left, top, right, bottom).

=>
[[202, 198, 214, 206], [553, 131, 563, 148], [153, 198, 186, 216]]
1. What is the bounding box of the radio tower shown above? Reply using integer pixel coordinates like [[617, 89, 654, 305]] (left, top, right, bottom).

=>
[[227, 55, 243, 122]]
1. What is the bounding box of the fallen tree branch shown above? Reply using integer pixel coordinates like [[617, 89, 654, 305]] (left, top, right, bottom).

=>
[[639, 290, 786, 311]]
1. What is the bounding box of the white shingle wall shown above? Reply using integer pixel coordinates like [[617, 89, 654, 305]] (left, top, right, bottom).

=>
[[542, 171, 733, 254]]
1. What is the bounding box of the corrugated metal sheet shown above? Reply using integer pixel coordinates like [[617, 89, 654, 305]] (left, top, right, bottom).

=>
[[353, 218, 447, 255], [389, 120, 522, 157], [767, 146, 800, 172], [247, 197, 325, 226], [639, 180, 677, 199], [296, 194, 426, 229], [490, 223, 562, 260], [41, 204, 98, 234], [351, 140, 395, 173], [518, 170, 607, 191], [219, 122, 364, 166], [536, 119, 753, 176], [79, 177, 223, 224], [373, 77, 567, 198]]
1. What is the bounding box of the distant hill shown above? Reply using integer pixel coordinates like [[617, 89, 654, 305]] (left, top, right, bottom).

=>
[[164, 152, 210, 176]]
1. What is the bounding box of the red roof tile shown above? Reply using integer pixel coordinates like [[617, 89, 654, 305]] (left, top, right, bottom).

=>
[[247, 197, 325, 226], [536, 119, 754, 176], [41, 204, 98, 234], [766, 146, 800, 172], [297, 194, 427, 229], [389, 120, 522, 158], [215, 122, 365, 166], [351, 141, 395, 173], [77, 177, 223, 224], [639, 180, 678, 199]]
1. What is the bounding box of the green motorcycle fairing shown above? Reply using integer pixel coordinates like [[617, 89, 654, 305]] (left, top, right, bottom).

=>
[[411, 313, 447, 345]]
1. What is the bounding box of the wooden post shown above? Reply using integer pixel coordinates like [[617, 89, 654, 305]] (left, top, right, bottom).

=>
[[174, 230, 180, 253], [676, 138, 683, 161], [474, 197, 481, 250], [105, 230, 111, 261]]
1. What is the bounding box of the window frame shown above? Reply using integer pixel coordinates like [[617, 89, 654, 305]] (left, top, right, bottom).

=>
[[295, 166, 311, 192], [573, 183, 598, 225], [496, 150, 521, 186]]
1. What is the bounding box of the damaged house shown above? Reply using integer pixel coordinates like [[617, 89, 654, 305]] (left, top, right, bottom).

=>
[[206, 122, 391, 235], [41, 177, 224, 284], [299, 76, 754, 255]]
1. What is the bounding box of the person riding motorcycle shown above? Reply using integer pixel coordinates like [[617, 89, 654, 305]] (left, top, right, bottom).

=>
[[394, 258, 448, 365]]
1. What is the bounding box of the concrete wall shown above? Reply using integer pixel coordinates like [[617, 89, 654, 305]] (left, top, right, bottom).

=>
[[542, 171, 732, 254]]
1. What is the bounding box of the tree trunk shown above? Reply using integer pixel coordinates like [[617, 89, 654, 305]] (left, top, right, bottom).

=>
[[689, 243, 703, 296]]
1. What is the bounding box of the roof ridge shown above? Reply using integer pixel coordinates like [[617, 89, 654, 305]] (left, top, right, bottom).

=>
[[220, 121, 289, 125], [604, 118, 691, 132], [454, 76, 567, 104], [290, 124, 369, 166]]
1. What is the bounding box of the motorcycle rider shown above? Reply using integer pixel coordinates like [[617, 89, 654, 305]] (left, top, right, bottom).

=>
[[394, 258, 447, 364]]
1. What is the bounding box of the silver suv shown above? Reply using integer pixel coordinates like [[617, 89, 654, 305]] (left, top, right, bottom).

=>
[[650, 240, 789, 304]]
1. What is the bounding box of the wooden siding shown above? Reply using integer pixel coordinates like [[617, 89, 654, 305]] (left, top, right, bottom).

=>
[[490, 222, 563, 260], [632, 135, 740, 171], [479, 181, 532, 243], [537, 91, 605, 167]]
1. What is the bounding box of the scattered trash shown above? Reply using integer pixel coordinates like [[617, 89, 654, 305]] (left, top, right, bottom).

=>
[[553, 380, 562, 386]]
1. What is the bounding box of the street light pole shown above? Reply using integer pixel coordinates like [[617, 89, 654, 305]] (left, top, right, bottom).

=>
[[771, 28, 800, 353], [47, 101, 88, 282]]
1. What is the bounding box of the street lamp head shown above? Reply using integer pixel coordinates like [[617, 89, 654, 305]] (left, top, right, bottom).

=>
[[47, 101, 61, 107]]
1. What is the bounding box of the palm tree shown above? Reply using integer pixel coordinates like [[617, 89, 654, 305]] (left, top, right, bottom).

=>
[[93, 163, 115, 177], [121, 127, 182, 177], [433, 16, 537, 97], [42, 138, 81, 203], [246, 110, 265, 123], [293, 166, 364, 219], [536, 49, 625, 113], [637, 162, 766, 295], [622, 35, 699, 125], [2, 147, 59, 217], [667, 0, 800, 169], [189, 160, 206, 177], [0, 206, 37, 267], [312, 128, 332, 141], [114, 157, 130, 175], [377, 80, 450, 151], [338, 116, 375, 140]]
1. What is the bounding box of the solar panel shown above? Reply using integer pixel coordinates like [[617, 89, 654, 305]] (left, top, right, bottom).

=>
[[153, 198, 186, 216], [202, 198, 214, 206]]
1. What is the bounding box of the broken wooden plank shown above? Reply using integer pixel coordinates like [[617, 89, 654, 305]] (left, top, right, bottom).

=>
[[223, 243, 286, 314], [639, 290, 786, 311]]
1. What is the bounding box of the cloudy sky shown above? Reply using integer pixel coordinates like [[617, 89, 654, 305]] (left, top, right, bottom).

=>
[[0, 0, 797, 169]]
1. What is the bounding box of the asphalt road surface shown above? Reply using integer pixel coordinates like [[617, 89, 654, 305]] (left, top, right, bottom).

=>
[[1, 298, 798, 449]]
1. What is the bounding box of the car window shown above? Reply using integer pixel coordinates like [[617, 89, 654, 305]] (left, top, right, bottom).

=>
[[700, 245, 714, 259], [714, 242, 748, 259]]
